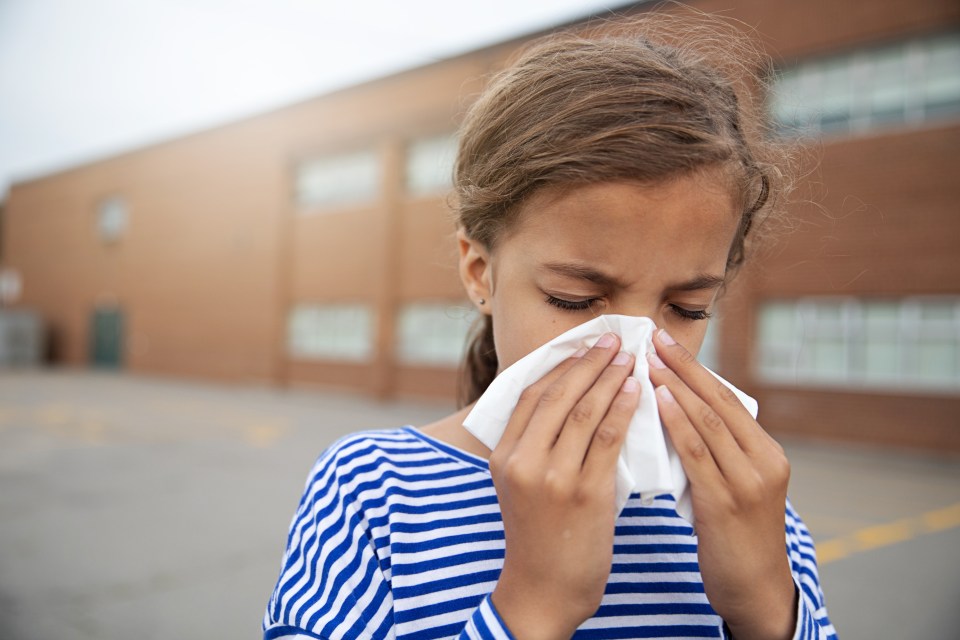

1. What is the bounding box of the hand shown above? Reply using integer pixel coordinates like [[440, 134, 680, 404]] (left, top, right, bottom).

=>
[[647, 328, 797, 640], [489, 333, 640, 639]]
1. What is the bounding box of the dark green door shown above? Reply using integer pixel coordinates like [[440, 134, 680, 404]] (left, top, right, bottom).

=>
[[90, 307, 123, 368]]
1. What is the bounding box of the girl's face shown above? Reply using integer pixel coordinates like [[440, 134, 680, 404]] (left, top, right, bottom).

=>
[[459, 171, 742, 373]]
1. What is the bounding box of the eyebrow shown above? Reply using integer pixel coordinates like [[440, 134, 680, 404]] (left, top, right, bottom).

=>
[[666, 273, 727, 292], [541, 262, 627, 288], [542, 261, 726, 292]]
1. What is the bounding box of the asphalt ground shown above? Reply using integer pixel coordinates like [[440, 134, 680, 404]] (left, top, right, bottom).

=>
[[1, 369, 958, 639]]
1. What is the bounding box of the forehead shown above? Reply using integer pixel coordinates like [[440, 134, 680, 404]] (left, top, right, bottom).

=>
[[499, 175, 740, 282]]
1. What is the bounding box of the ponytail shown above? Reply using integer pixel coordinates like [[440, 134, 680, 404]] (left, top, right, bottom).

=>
[[458, 314, 498, 408]]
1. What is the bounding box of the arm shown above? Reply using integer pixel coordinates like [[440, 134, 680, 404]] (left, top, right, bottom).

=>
[[648, 328, 837, 640], [266, 335, 636, 640], [460, 334, 640, 640], [264, 443, 395, 639], [487, 334, 640, 638]]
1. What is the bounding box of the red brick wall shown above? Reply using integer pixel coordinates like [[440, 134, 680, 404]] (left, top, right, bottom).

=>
[[2, 0, 957, 449]]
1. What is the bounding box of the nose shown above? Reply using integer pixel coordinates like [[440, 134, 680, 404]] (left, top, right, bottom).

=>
[[606, 303, 663, 327]]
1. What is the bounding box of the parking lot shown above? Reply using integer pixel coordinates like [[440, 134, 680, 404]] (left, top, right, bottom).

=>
[[1, 369, 958, 639]]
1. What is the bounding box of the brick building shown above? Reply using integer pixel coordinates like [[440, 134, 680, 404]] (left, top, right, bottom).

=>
[[3, 0, 959, 449]]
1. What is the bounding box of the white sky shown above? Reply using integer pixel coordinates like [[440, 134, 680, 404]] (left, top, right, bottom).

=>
[[0, 0, 633, 199]]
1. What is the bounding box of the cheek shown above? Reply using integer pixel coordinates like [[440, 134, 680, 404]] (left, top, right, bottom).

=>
[[491, 308, 587, 371], [668, 322, 708, 358], [490, 310, 533, 372]]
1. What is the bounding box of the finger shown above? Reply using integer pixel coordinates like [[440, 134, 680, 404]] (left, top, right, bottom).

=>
[[496, 354, 582, 454], [652, 328, 766, 452], [581, 375, 640, 485], [551, 350, 634, 472], [517, 333, 621, 452], [647, 350, 748, 477], [653, 384, 725, 489]]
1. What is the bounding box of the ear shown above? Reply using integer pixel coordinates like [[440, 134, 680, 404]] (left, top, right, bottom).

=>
[[457, 228, 493, 316]]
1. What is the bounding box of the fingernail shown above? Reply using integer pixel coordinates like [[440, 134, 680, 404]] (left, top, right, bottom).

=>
[[647, 352, 666, 369], [596, 332, 617, 349], [612, 351, 632, 366], [622, 377, 640, 393], [657, 329, 676, 346], [572, 347, 588, 358], [656, 385, 675, 403]]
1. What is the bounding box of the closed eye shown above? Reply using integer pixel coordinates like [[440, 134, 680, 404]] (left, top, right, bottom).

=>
[[545, 294, 598, 312], [670, 304, 712, 321]]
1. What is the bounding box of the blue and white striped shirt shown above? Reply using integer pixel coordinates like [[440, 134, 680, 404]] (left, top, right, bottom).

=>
[[264, 427, 837, 639]]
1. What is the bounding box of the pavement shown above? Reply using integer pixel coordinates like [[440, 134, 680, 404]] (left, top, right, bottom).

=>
[[0, 369, 958, 639]]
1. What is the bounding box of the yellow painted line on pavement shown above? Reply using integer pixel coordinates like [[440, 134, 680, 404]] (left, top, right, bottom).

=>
[[922, 502, 960, 532], [817, 502, 960, 565], [243, 422, 288, 448]]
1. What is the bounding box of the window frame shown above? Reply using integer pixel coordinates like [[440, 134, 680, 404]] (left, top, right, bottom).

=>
[[769, 31, 960, 138], [287, 303, 375, 363], [755, 296, 960, 394]]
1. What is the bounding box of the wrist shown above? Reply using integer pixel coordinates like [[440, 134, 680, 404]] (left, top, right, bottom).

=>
[[490, 577, 585, 640], [724, 579, 798, 640]]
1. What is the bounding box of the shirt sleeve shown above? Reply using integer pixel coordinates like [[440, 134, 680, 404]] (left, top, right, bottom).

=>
[[263, 443, 396, 639], [720, 501, 838, 640], [262, 437, 513, 640], [459, 595, 517, 639], [784, 499, 839, 640]]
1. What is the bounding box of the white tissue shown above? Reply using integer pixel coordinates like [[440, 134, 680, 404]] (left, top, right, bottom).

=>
[[462, 314, 758, 523]]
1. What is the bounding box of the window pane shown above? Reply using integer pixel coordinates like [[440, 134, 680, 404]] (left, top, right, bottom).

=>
[[918, 300, 956, 322], [818, 60, 852, 132], [812, 301, 845, 325], [98, 196, 128, 242], [406, 133, 458, 195], [924, 35, 960, 116], [287, 304, 374, 361], [810, 338, 847, 380], [915, 341, 957, 383], [756, 302, 799, 379], [863, 341, 900, 381], [772, 32, 960, 138], [396, 302, 475, 366], [869, 47, 907, 123], [296, 149, 380, 208], [771, 69, 814, 135], [759, 303, 797, 345], [863, 302, 899, 336], [756, 297, 960, 391]]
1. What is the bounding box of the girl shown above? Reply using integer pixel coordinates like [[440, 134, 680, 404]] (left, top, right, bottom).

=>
[[264, 11, 836, 640]]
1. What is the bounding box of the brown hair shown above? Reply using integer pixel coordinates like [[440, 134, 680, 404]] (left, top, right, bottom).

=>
[[454, 9, 793, 407]]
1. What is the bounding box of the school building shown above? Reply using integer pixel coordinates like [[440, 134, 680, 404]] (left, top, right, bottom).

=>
[[2, 0, 958, 450]]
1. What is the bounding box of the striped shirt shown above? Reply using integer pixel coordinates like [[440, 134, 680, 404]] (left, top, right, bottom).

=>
[[264, 427, 837, 639]]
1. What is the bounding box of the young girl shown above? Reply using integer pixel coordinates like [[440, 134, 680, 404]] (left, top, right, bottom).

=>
[[264, 12, 836, 640]]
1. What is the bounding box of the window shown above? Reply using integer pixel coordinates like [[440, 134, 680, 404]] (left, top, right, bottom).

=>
[[97, 195, 128, 242], [287, 304, 374, 361], [295, 149, 379, 209], [395, 302, 475, 366], [770, 33, 960, 137], [405, 133, 458, 195], [756, 298, 960, 392]]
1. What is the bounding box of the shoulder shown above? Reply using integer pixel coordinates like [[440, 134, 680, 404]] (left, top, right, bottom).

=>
[[300, 427, 490, 509], [308, 427, 426, 476], [265, 430, 418, 637], [300, 428, 421, 496], [305, 426, 478, 478]]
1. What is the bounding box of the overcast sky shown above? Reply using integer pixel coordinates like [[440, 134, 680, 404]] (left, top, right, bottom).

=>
[[0, 0, 636, 199]]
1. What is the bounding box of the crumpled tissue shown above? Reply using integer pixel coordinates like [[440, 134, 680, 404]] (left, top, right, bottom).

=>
[[462, 314, 758, 523]]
